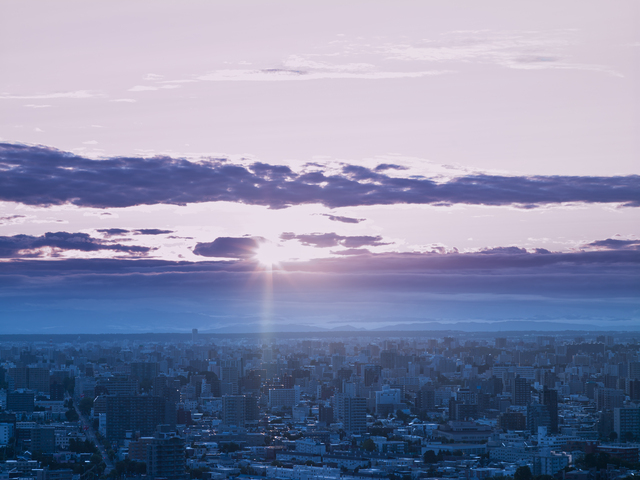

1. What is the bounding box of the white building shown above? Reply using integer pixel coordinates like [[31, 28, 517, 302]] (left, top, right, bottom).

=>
[[296, 438, 326, 455], [533, 451, 570, 476], [0, 423, 13, 446], [269, 386, 301, 408]]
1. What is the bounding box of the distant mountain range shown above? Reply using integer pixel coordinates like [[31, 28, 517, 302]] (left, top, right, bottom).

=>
[[203, 319, 639, 334]]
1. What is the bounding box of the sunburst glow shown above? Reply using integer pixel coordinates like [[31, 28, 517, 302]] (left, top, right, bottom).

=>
[[254, 242, 289, 267]]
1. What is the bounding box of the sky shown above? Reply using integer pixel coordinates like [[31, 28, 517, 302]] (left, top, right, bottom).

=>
[[0, 1, 638, 333]]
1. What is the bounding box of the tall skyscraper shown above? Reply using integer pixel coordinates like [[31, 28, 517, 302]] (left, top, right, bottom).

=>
[[541, 387, 558, 434], [513, 376, 531, 406]]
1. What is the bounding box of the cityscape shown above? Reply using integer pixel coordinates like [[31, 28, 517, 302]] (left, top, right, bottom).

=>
[[1, 2, 638, 480], [0, 331, 639, 480]]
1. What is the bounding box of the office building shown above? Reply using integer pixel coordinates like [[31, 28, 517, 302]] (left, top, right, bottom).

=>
[[105, 395, 167, 441], [146, 427, 186, 480], [614, 407, 640, 441], [541, 387, 558, 434]]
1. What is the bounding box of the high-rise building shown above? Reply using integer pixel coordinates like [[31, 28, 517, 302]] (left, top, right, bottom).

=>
[[541, 387, 558, 434], [329, 342, 346, 356], [105, 395, 167, 441], [449, 399, 478, 421], [497, 412, 526, 431], [598, 410, 614, 439], [527, 404, 551, 434], [222, 395, 243, 427], [628, 379, 640, 402], [380, 351, 396, 369], [222, 395, 259, 427], [7, 368, 28, 390], [513, 376, 530, 406], [614, 407, 640, 441], [146, 427, 186, 480], [415, 386, 436, 412], [364, 365, 382, 387], [7, 368, 50, 394], [532, 452, 570, 476], [6, 391, 34, 413], [629, 362, 640, 380], [130, 363, 159, 382], [268, 387, 300, 408], [0, 423, 13, 447], [319, 405, 334, 425], [339, 396, 366, 434], [30, 426, 55, 453], [596, 388, 625, 411], [97, 376, 139, 396]]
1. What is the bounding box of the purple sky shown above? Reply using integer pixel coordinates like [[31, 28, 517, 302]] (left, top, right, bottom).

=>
[[0, 2, 638, 333]]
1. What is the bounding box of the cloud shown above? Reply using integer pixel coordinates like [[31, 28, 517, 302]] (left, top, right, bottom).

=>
[[133, 229, 174, 235], [0, 214, 26, 225], [97, 228, 130, 236], [194, 68, 451, 82], [281, 232, 390, 249], [380, 30, 623, 77], [128, 85, 180, 92], [584, 238, 640, 251], [320, 214, 364, 224], [193, 236, 264, 258], [1, 143, 638, 209], [98, 228, 173, 237], [479, 246, 529, 255], [0, 231, 152, 258], [332, 248, 372, 256], [0, 247, 637, 334], [0, 90, 103, 100], [374, 163, 408, 172]]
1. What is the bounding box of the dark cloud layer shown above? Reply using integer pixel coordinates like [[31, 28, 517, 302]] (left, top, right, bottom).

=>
[[0, 248, 637, 333], [134, 229, 173, 235], [320, 214, 364, 224], [98, 228, 174, 237], [585, 238, 640, 251], [97, 228, 130, 236], [0, 231, 151, 258], [1, 248, 637, 296], [280, 232, 390, 248], [2, 143, 639, 209], [193, 236, 264, 258], [0, 246, 640, 333]]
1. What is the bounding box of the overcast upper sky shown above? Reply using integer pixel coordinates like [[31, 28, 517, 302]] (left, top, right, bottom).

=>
[[0, 1, 638, 333]]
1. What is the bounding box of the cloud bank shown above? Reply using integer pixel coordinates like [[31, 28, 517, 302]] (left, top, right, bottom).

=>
[[193, 236, 264, 258], [319, 214, 364, 224], [97, 228, 173, 236], [0, 247, 637, 333], [281, 232, 389, 248], [1, 143, 638, 209], [0, 231, 151, 258]]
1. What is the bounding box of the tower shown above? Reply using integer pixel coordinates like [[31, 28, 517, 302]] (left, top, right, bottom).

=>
[[541, 387, 558, 434]]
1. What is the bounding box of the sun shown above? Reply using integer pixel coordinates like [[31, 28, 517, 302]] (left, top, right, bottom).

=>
[[254, 242, 288, 267]]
